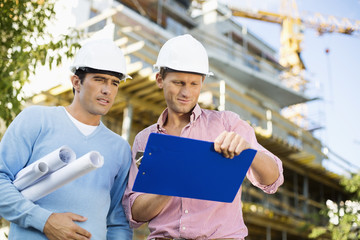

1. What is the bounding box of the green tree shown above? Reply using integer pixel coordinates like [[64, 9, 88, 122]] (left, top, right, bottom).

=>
[[0, 0, 80, 127], [309, 172, 360, 240]]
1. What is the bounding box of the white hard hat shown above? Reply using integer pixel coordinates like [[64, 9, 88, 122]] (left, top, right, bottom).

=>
[[154, 34, 213, 76], [70, 39, 131, 80]]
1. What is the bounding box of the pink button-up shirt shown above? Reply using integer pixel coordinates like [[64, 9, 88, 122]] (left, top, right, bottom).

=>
[[122, 105, 284, 240]]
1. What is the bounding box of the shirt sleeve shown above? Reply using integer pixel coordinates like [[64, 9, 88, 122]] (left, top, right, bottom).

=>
[[122, 133, 148, 228], [225, 111, 284, 194], [0, 107, 52, 232], [106, 143, 133, 239]]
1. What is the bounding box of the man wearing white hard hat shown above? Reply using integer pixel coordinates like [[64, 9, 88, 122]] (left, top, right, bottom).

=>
[[0, 39, 133, 239], [123, 34, 284, 240]]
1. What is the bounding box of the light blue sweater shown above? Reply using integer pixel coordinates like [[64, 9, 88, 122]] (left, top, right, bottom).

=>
[[0, 106, 132, 239]]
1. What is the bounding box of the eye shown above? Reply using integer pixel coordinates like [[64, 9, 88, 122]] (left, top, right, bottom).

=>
[[173, 81, 183, 85], [112, 81, 120, 87]]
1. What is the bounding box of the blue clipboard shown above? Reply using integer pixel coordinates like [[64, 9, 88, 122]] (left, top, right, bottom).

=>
[[132, 133, 257, 203]]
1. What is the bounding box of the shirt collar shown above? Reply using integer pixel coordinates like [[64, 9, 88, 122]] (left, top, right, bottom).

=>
[[191, 104, 202, 122], [156, 104, 202, 132]]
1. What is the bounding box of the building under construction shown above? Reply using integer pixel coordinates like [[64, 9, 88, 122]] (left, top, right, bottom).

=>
[[28, 0, 353, 239]]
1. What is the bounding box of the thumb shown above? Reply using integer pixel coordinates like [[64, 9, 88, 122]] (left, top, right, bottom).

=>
[[68, 213, 87, 222], [214, 131, 227, 152]]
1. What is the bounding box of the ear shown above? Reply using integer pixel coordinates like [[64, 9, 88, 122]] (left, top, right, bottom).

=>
[[71, 75, 81, 93], [156, 73, 163, 89]]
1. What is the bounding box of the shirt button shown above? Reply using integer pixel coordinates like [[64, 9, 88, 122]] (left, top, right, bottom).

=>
[[184, 210, 189, 214], [182, 226, 186, 230]]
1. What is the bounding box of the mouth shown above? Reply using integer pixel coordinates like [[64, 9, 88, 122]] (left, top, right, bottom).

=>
[[97, 97, 110, 105], [177, 98, 190, 104]]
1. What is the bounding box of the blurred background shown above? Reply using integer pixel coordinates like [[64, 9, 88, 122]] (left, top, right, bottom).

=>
[[1, 0, 359, 239]]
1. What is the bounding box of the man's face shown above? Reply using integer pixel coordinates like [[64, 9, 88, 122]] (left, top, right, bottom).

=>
[[157, 71, 204, 115], [74, 73, 120, 117]]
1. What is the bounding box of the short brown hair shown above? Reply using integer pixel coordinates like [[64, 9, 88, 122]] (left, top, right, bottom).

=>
[[159, 67, 205, 80]]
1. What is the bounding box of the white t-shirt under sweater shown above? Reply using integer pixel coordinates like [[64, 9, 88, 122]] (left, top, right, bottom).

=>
[[63, 107, 97, 136]]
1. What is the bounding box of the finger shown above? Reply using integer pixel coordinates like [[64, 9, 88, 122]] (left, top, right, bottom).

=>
[[235, 138, 250, 155], [68, 214, 91, 239], [239, 137, 251, 150], [214, 131, 227, 152], [220, 132, 237, 157], [68, 229, 91, 240], [235, 142, 243, 156], [69, 213, 87, 222], [78, 235, 91, 240], [76, 227, 92, 239], [227, 134, 241, 158]]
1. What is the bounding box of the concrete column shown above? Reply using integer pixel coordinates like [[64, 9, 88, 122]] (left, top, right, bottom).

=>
[[218, 80, 226, 111], [242, 25, 248, 54], [157, 0, 163, 25], [266, 225, 271, 240], [303, 175, 309, 214], [294, 172, 299, 211], [121, 103, 133, 141]]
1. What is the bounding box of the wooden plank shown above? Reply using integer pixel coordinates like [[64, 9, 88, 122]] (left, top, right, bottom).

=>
[[124, 80, 155, 93], [132, 85, 159, 98], [122, 41, 145, 55], [127, 61, 144, 75]]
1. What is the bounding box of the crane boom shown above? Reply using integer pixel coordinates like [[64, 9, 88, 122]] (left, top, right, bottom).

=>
[[225, 0, 360, 128], [230, 7, 360, 36]]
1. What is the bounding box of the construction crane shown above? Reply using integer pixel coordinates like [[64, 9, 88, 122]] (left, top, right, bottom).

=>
[[226, 0, 360, 127], [229, 0, 360, 89]]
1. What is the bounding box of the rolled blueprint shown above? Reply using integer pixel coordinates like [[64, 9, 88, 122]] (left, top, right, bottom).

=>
[[13, 162, 49, 191], [13, 145, 76, 190], [21, 151, 104, 202]]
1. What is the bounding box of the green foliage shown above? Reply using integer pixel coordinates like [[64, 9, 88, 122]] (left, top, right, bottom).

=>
[[341, 172, 360, 199], [309, 172, 360, 240], [308, 226, 327, 239], [0, 0, 80, 127]]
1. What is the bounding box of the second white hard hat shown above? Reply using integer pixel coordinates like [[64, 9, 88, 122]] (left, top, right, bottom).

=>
[[154, 34, 213, 76], [70, 39, 131, 80]]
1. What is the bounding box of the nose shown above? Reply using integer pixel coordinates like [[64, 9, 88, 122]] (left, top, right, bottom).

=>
[[101, 82, 111, 95], [180, 85, 190, 97]]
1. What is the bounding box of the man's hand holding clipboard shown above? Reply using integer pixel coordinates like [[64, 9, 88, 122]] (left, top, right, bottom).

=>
[[132, 133, 257, 203]]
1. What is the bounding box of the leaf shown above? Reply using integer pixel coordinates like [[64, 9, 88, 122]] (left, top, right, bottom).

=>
[[0, 0, 81, 126]]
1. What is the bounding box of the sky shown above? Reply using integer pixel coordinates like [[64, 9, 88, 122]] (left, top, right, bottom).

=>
[[220, 0, 360, 175]]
